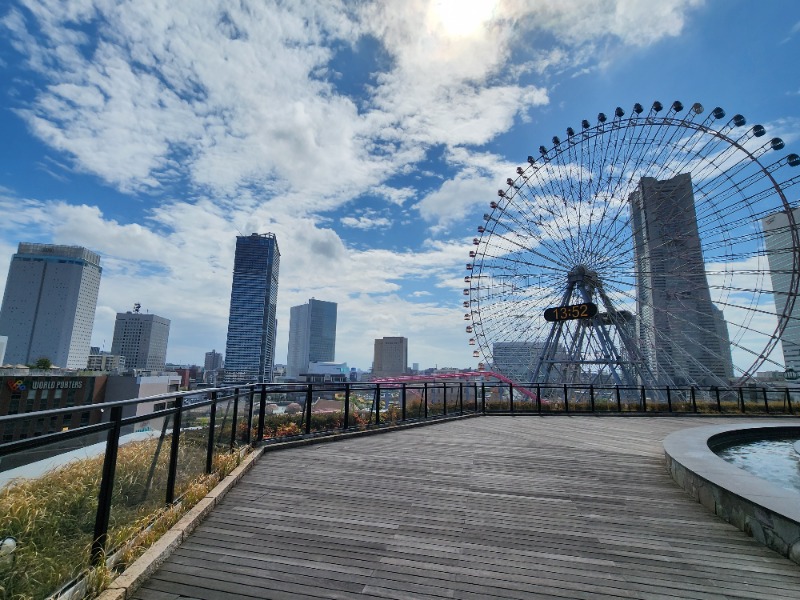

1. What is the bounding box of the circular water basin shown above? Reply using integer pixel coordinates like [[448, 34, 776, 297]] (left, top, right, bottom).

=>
[[715, 437, 800, 493]]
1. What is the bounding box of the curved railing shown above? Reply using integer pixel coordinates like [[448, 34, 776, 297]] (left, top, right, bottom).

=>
[[0, 378, 796, 597]]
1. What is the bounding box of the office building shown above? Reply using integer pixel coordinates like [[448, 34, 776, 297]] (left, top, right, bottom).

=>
[[629, 173, 733, 385], [224, 233, 280, 383], [86, 352, 126, 372], [372, 337, 408, 378], [204, 349, 224, 371], [762, 208, 800, 371], [111, 309, 170, 371], [0, 243, 102, 369], [493, 341, 547, 384], [286, 299, 337, 379]]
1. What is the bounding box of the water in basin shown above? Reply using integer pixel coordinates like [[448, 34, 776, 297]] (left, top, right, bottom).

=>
[[716, 438, 800, 493]]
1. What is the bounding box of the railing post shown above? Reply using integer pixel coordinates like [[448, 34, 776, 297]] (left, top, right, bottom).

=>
[[666, 386, 672, 413], [424, 382, 429, 418], [443, 383, 448, 416], [257, 384, 266, 441], [481, 382, 486, 414], [165, 397, 183, 505], [640, 386, 646, 412], [563, 384, 569, 413], [474, 382, 479, 412], [375, 384, 381, 425], [459, 382, 464, 414], [615, 385, 621, 412], [739, 387, 746, 413], [402, 383, 407, 421], [589, 384, 595, 412], [509, 383, 514, 414], [230, 388, 239, 449], [344, 383, 350, 430], [715, 387, 722, 412], [206, 392, 218, 474], [690, 386, 697, 413], [305, 385, 313, 434], [91, 405, 123, 565], [246, 386, 255, 444], [536, 384, 542, 414], [786, 387, 794, 415], [762, 387, 769, 414]]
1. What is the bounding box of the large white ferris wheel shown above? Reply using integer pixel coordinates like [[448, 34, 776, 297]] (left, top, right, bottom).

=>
[[465, 101, 800, 389]]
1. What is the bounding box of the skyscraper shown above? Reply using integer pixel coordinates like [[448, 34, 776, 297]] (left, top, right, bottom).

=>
[[286, 299, 337, 379], [110, 309, 170, 370], [762, 207, 800, 372], [204, 349, 224, 371], [224, 233, 280, 383], [0, 243, 102, 368], [629, 173, 733, 385], [372, 337, 408, 378]]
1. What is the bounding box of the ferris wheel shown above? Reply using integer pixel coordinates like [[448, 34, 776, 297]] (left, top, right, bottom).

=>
[[465, 100, 800, 389]]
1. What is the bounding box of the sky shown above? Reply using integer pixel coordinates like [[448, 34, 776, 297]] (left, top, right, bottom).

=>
[[0, 0, 798, 372]]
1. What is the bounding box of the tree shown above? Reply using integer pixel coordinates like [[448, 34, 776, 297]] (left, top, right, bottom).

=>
[[34, 357, 52, 369]]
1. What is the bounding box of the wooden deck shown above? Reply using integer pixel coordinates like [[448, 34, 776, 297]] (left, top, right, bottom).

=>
[[132, 417, 800, 600]]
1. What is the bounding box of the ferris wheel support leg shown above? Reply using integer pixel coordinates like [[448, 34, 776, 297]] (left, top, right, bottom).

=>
[[531, 282, 575, 385]]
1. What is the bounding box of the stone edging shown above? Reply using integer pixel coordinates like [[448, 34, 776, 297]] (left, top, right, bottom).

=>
[[663, 423, 800, 565]]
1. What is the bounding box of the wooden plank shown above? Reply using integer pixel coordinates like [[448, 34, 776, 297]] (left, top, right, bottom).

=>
[[131, 417, 800, 599]]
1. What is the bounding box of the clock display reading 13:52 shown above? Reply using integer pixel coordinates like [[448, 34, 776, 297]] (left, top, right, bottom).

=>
[[543, 302, 598, 322]]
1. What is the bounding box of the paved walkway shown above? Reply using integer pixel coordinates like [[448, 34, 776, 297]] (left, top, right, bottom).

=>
[[132, 417, 800, 599]]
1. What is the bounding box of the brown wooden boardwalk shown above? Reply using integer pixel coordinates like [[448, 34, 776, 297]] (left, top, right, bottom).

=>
[[132, 417, 800, 600]]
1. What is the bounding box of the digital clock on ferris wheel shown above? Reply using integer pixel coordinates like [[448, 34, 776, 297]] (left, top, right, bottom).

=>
[[543, 302, 598, 322]]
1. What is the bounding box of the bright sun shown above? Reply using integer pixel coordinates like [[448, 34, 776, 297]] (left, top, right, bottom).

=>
[[429, 0, 498, 37]]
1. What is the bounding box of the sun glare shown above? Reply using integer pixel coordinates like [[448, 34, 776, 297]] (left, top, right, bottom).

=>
[[430, 0, 497, 37]]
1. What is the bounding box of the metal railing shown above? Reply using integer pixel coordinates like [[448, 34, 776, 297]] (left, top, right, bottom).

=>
[[0, 378, 796, 597]]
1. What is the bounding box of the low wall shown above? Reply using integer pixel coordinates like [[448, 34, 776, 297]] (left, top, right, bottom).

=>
[[663, 423, 800, 565]]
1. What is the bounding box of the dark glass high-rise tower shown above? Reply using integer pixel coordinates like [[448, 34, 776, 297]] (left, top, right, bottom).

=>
[[224, 233, 280, 383], [629, 174, 732, 386]]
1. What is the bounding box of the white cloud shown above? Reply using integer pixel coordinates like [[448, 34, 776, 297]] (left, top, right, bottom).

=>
[[0, 0, 710, 369], [340, 215, 392, 230]]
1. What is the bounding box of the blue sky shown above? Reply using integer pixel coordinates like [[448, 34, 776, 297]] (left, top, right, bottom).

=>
[[0, 0, 798, 371]]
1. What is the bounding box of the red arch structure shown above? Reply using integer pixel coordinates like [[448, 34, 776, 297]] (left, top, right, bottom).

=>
[[371, 371, 538, 401]]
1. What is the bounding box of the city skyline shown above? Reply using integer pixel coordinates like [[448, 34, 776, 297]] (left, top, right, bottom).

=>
[[0, 2, 798, 370]]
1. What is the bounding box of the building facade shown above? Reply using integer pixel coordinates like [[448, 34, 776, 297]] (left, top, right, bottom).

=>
[[110, 310, 170, 371], [629, 174, 733, 386], [0, 374, 108, 444], [0, 243, 102, 369], [204, 349, 224, 371], [762, 208, 800, 372], [224, 233, 280, 383], [86, 352, 126, 372], [286, 299, 337, 379], [372, 337, 408, 378]]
